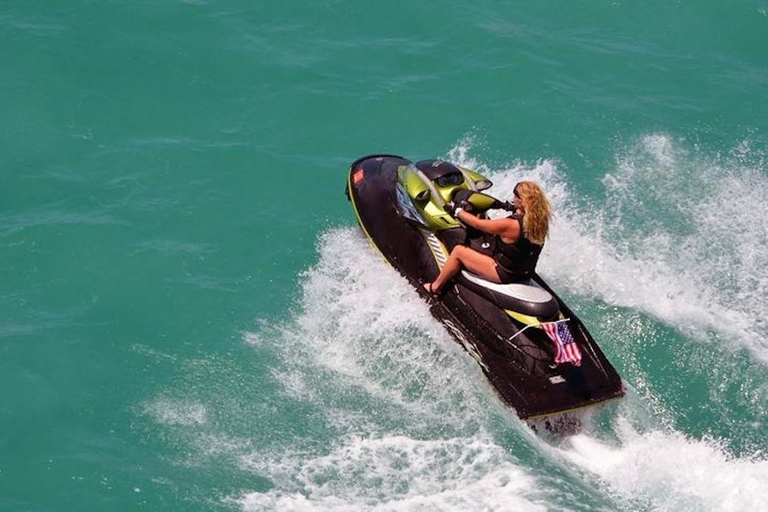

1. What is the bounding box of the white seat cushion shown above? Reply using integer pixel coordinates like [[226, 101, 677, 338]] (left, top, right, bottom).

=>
[[461, 271, 553, 304]]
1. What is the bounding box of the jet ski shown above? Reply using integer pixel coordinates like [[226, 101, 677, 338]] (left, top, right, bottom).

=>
[[345, 154, 624, 428]]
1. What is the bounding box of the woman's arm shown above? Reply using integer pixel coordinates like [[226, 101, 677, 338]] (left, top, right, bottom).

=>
[[456, 210, 519, 240]]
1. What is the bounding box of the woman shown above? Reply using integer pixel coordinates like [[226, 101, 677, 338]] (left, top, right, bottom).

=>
[[423, 180, 552, 295]]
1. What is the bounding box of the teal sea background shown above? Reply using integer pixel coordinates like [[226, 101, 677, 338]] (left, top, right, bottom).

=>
[[2, 1, 768, 510]]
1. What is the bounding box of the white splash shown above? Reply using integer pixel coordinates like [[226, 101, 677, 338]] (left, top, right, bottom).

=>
[[554, 416, 768, 511], [235, 435, 546, 512], [265, 227, 492, 434]]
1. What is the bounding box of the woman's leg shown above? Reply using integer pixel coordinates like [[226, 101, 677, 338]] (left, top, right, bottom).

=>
[[425, 245, 500, 293]]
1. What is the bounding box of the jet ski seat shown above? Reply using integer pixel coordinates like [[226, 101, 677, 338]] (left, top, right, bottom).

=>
[[459, 271, 560, 318]]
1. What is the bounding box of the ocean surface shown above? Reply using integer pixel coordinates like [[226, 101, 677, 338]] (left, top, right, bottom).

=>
[[2, 1, 767, 510]]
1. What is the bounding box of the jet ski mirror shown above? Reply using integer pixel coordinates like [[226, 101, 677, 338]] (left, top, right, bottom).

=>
[[475, 179, 492, 191], [415, 189, 430, 202]]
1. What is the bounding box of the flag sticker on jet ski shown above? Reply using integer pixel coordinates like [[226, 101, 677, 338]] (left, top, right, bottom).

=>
[[542, 321, 582, 366]]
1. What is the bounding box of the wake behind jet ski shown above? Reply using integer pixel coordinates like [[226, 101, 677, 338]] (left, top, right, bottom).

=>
[[345, 154, 624, 427]]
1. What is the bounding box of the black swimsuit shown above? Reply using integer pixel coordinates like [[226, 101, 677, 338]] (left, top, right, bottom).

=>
[[493, 215, 543, 283]]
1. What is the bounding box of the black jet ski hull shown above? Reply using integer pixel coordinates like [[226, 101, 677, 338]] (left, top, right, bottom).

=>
[[346, 155, 624, 421]]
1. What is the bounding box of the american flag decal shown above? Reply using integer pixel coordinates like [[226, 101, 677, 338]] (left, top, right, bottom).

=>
[[542, 321, 582, 366]]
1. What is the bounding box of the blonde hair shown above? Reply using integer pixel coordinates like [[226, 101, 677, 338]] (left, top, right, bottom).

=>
[[515, 181, 551, 245]]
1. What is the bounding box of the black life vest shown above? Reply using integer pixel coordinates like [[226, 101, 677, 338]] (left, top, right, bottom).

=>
[[493, 215, 543, 282]]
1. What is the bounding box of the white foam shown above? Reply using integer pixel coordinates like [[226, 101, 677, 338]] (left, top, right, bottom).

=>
[[555, 416, 768, 511], [234, 435, 546, 512], [144, 398, 208, 426], [267, 227, 492, 434]]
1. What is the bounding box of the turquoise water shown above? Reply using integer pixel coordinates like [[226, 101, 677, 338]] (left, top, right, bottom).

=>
[[2, 1, 767, 510]]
